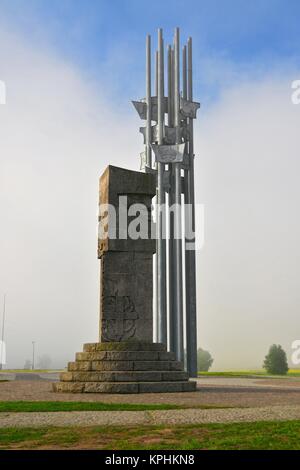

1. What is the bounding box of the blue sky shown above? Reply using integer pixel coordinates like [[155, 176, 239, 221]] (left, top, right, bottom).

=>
[[1, 0, 299, 106]]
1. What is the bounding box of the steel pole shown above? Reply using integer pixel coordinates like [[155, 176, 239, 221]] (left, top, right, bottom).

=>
[[167, 45, 173, 124], [32, 341, 35, 370], [182, 45, 187, 100], [146, 35, 152, 169], [173, 27, 184, 362], [168, 45, 175, 352], [157, 28, 167, 345], [185, 37, 198, 377], [0, 294, 6, 370], [155, 51, 158, 97], [182, 43, 190, 371], [154, 47, 160, 342]]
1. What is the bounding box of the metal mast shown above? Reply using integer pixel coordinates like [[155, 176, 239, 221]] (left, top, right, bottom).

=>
[[0, 294, 6, 370], [32, 341, 36, 370], [132, 28, 200, 376], [185, 37, 198, 377], [156, 29, 167, 344], [173, 27, 184, 362]]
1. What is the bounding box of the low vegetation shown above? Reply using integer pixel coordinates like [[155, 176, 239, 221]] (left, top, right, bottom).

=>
[[197, 348, 214, 372], [263, 344, 289, 375]]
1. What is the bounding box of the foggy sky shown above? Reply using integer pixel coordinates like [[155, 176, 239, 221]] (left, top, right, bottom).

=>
[[0, 22, 300, 370]]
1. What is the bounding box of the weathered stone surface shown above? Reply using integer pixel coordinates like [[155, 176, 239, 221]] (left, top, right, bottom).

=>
[[132, 361, 174, 371], [60, 371, 112, 382], [161, 371, 188, 381], [84, 382, 139, 394], [90, 361, 133, 371], [66, 363, 189, 382], [182, 381, 197, 392], [138, 382, 191, 393], [52, 382, 84, 393], [77, 351, 160, 362], [100, 252, 153, 343], [59, 372, 73, 382], [114, 371, 163, 382], [170, 361, 184, 371], [105, 351, 159, 361], [53, 381, 196, 394], [98, 166, 156, 255], [83, 342, 166, 352], [55, 340, 194, 393], [68, 361, 92, 371], [97, 166, 156, 344], [61, 371, 169, 382], [158, 351, 176, 361], [76, 352, 107, 361]]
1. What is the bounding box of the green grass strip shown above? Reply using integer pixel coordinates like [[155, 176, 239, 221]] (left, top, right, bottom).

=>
[[0, 401, 233, 413], [0, 420, 300, 450], [0, 401, 182, 413]]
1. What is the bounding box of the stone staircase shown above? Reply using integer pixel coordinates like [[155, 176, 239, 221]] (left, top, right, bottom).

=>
[[53, 342, 197, 393]]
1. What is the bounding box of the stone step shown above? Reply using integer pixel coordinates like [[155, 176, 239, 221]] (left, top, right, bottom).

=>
[[61, 370, 189, 383], [83, 342, 167, 353], [53, 380, 197, 394], [75, 350, 176, 362], [70, 360, 184, 372]]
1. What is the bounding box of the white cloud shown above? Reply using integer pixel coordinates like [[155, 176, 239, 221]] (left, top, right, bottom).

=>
[[195, 75, 300, 369], [0, 28, 140, 367]]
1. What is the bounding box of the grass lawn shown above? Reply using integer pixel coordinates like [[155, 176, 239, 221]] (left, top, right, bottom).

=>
[[0, 401, 233, 413], [199, 369, 300, 378], [0, 401, 181, 412], [0, 420, 300, 449]]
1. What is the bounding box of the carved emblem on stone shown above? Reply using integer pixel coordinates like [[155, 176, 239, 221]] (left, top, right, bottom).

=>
[[102, 291, 139, 341]]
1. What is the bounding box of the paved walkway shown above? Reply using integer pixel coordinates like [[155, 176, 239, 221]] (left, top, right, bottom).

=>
[[0, 405, 300, 428]]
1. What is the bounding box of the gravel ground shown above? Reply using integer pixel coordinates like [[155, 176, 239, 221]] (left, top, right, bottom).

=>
[[0, 405, 300, 428], [199, 376, 300, 388], [0, 379, 300, 408], [0, 378, 299, 428]]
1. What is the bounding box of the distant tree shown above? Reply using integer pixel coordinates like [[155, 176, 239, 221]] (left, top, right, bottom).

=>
[[37, 354, 52, 370], [24, 359, 32, 370], [263, 344, 289, 375], [197, 348, 214, 372]]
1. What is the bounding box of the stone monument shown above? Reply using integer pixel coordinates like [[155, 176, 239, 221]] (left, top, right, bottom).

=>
[[54, 27, 198, 393], [53, 166, 196, 393], [98, 166, 155, 344]]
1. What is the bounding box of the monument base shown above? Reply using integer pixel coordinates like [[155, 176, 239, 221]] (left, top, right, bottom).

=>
[[53, 342, 196, 393]]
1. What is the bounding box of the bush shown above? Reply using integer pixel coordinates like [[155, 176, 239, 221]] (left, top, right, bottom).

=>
[[197, 348, 214, 372], [263, 344, 289, 375]]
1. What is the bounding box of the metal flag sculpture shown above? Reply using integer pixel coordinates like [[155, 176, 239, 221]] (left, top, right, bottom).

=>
[[132, 28, 200, 377]]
